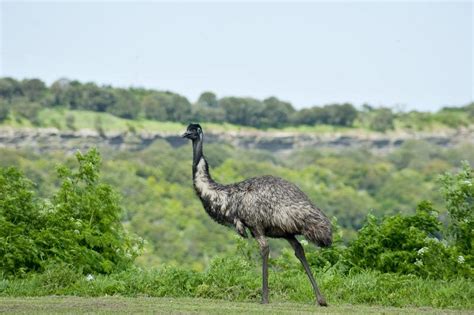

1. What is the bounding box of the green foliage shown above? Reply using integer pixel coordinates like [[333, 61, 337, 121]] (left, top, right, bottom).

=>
[[1, 145, 474, 308], [0, 167, 42, 276], [1, 76, 473, 131], [3, 139, 474, 271], [142, 93, 167, 120], [0, 78, 23, 100], [260, 97, 295, 128], [219, 97, 264, 127], [79, 83, 116, 112], [291, 103, 358, 127], [0, 149, 143, 276], [191, 103, 226, 123], [369, 107, 395, 132], [197, 91, 218, 108], [10, 98, 42, 125], [21, 79, 47, 102], [440, 162, 474, 257], [0, 99, 10, 122], [434, 110, 470, 128], [0, 252, 472, 309], [348, 201, 471, 279], [108, 89, 140, 119]]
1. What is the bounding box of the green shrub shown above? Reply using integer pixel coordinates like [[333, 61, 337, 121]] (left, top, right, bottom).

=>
[[0, 149, 143, 277], [369, 108, 395, 132], [347, 201, 470, 279], [440, 162, 473, 261], [0, 167, 42, 276]]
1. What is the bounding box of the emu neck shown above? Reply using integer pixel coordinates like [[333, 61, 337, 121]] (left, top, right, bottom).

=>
[[192, 136, 204, 179], [190, 134, 231, 225]]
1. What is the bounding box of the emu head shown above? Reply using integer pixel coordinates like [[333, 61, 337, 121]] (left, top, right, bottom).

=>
[[182, 123, 203, 141]]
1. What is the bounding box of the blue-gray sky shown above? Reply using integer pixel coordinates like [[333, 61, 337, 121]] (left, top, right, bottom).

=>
[[1, 1, 472, 111]]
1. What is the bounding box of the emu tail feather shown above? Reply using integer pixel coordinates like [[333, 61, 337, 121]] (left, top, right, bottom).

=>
[[303, 217, 333, 247]]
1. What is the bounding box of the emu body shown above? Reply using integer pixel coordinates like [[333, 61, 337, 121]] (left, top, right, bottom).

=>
[[183, 123, 332, 306]]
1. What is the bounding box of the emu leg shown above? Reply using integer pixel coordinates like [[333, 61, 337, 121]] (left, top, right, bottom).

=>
[[235, 219, 248, 238], [255, 235, 270, 304], [287, 236, 327, 306]]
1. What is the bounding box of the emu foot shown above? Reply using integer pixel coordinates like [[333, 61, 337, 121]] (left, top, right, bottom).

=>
[[317, 296, 328, 307], [261, 298, 269, 304]]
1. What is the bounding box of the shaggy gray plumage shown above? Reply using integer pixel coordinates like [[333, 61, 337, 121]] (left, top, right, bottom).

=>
[[182, 123, 332, 306]]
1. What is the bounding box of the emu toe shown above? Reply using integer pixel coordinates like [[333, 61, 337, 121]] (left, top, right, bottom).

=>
[[317, 297, 328, 307]]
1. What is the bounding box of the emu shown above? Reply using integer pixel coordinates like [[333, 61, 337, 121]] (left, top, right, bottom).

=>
[[182, 123, 332, 306]]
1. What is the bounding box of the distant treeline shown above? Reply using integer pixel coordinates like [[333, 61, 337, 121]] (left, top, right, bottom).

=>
[[0, 77, 473, 130]]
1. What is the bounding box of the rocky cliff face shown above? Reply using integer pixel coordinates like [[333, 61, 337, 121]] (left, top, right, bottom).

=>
[[0, 127, 472, 154]]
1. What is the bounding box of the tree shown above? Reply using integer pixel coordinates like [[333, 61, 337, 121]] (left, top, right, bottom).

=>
[[21, 79, 47, 102], [219, 97, 264, 127], [324, 103, 358, 126], [197, 91, 218, 108], [370, 108, 395, 132], [142, 92, 191, 122], [50, 79, 84, 109], [80, 83, 116, 112], [168, 94, 192, 122], [291, 107, 319, 125], [0, 77, 23, 100], [142, 93, 167, 121], [261, 97, 295, 128], [191, 104, 225, 123], [108, 89, 140, 119]]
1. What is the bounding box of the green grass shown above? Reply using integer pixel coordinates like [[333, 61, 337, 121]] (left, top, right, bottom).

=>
[[1, 265, 472, 310], [268, 124, 356, 133], [2, 108, 254, 134], [3, 107, 469, 135], [0, 296, 471, 315], [38, 108, 187, 133]]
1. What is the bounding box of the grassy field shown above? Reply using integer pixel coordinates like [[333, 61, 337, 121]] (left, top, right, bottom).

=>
[[3, 107, 385, 136], [0, 108, 385, 134], [2, 109, 257, 133], [0, 296, 471, 315]]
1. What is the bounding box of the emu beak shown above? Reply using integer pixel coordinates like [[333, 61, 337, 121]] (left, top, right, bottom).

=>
[[182, 131, 191, 138]]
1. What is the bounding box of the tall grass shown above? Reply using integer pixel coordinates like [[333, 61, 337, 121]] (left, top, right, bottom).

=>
[[1, 259, 472, 309]]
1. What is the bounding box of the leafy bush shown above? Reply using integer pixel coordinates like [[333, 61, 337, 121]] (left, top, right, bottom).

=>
[[440, 162, 473, 261], [369, 108, 395, 132], [0, 149, 143, 277], [434, 111, 469, 128], [347, 201, 471, 279], [0, 167, 42, 277]]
